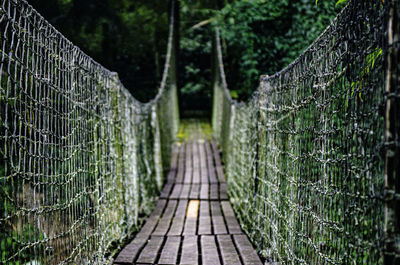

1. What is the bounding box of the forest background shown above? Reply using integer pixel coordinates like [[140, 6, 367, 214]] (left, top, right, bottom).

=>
[[30, 0, 343, 116]]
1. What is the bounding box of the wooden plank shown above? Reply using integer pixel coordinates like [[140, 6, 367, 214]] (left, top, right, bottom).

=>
[[175, 144, 185, 183], [211, 201, 227, 234], [183, 139, 193, 184], [179, 184, 191, 199], [137, 199, 167, 236], [169, 144, 179, 171], [211, 140, 221, 166], [166, 169, 177, 184], [136, 236, 164, 264], [198, 201, 211, 235], [210, 184, 219, 200], [192, 139, 201, 184], [217, 235, 242, 265], [176, 200, 189, 217], [160, 183, 173, 199], [211, 140, 226, 183], [168, 200, 188, 236], [220, 183, 228, 200], [199, 201, 209, 216], [189, 183, 200, 199], [201, 235, 221, 265], [221, 201, 242, 234], [152, 200, 178, 236], [199, 139, 208, 184], [187, 200, 200, 218], [233, 234, 263, 265], [170, 184, 183, 199], [152, 199, 168, 216], [200, 184, 209, 200], [183, 216, 197, 235], [216, 166, 226, 183], [205, 140, 218, 184], [114, 236, 148, 264], [166, 144, 179, 184], [183, 199, 198, 235], [180, 236, 198, 264], [192, 167, 201, 184], [158, 236, 181, 264]]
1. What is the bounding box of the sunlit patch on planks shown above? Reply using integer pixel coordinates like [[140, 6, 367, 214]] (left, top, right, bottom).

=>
[[186, 200, 200, 218], [113, 124, 262, 265]]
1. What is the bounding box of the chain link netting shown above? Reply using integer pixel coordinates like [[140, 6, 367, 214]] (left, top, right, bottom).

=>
[[0, 0, 179, 263], [213, 0, 400, 263]]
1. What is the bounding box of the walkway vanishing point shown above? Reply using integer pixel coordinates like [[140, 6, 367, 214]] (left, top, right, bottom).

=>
[[114, 122, 262, 265]]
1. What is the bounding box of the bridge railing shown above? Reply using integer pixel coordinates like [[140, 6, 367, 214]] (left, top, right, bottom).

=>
[[212, 0, 400, 263], [0, 0, 178, 263]]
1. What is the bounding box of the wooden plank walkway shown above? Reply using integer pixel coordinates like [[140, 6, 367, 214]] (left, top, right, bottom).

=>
[[114, 129, 262, 265]]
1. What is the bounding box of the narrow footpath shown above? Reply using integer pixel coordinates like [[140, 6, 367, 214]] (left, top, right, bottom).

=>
[[114, 122, 262, 265]]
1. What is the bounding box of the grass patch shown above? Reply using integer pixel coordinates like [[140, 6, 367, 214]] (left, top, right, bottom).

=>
[[177, 118, 212, 142]]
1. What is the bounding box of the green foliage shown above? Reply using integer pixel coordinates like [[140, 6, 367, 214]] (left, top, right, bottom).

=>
[[1, 224, 43, 264], [316, 0, 348, 7], [29, 0, 169, 102], [1, 171, 45, 264], [350, 47, 382, 100], [179, 1, 214, 114], [213, 0, 287, 98], [215, 0, 340, 99], [29, 0, 342, 108], [336, 0, 349, 6], [177, 119, 212, 141]]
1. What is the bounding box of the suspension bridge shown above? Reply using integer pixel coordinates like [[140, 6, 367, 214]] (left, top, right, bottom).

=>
[[1, 0, 399, 264]]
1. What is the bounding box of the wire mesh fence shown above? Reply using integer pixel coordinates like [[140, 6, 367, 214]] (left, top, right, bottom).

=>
[[213, 0, 400, 264], [0, 0, 179, 263]]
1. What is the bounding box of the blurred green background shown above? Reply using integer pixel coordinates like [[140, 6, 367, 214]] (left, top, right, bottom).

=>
[[29, 0, 342, 116]]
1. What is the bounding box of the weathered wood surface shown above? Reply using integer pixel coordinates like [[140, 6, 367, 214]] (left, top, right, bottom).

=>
[[114, 131, 262, 265]]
